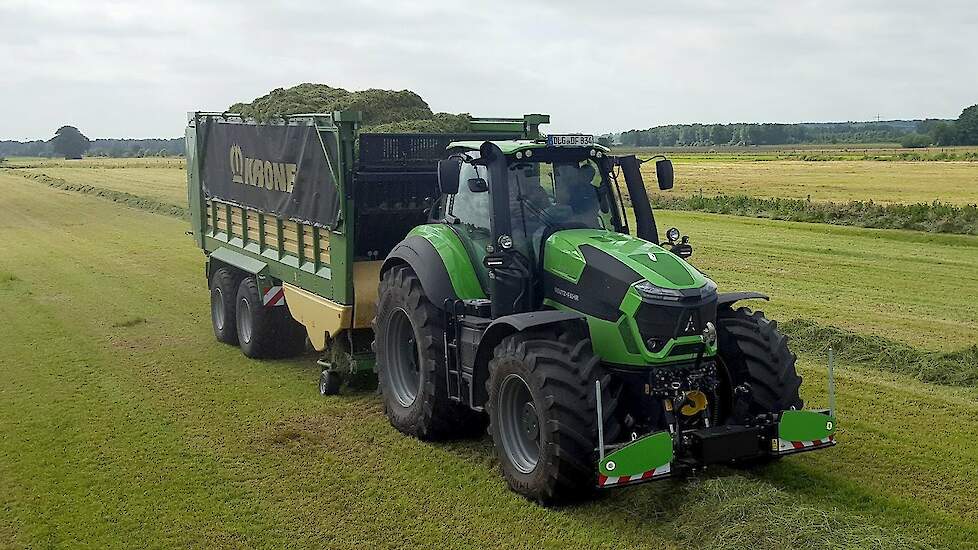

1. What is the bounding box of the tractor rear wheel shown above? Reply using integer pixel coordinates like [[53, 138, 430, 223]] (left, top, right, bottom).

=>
[[486, 324, 619, 505], [373, 265, 482, 440], [716, 306, 803, 420]]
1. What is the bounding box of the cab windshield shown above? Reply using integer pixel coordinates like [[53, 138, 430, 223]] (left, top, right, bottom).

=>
[[508, 159, 612, 261], [444, 152, 616, 291]]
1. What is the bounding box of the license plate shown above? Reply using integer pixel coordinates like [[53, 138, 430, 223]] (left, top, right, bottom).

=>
[[547, 134, 594, 147]]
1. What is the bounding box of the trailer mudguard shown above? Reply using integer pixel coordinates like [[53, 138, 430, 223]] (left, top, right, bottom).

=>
[[717, 291, 769, 309], [208, 247, 268, 278], [382, 235, 459, 309], [470, 310, 588, 408]]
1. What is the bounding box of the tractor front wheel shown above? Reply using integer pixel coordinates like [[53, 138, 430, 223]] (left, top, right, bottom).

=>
[[716, 306, 803, 420], [486, 325, 619, 505]]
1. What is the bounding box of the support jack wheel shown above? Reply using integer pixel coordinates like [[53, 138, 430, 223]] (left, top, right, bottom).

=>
[[319, 370, 342, 396]]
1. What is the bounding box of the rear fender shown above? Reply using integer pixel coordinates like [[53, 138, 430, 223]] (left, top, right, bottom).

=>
[[381, 226, 487, 309], [381, 235, 459, 309]]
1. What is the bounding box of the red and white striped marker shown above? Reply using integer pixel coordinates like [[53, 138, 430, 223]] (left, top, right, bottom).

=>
[[598, 463, 671, 488], [262, 285, 286, 307], [777, 433, 835, 453]]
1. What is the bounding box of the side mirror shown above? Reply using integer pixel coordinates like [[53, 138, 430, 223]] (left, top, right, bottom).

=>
[[656, 159, 674, 190], [467, 177, 488, 193], [437, 158, 462, 195]]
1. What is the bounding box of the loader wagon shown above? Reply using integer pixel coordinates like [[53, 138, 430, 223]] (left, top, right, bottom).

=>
[[186, 110, 836, 504]]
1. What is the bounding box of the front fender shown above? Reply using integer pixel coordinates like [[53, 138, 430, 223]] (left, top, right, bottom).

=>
[[470, 310, 587, 409], [717, 291, 769, 309]]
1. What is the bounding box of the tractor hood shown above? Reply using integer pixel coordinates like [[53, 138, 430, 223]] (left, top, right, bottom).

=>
[[542, 228, 719, 365], [543, 229, 711, 292]]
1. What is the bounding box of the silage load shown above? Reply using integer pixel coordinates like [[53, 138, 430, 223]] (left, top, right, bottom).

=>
[[229, 83, 472, 133]]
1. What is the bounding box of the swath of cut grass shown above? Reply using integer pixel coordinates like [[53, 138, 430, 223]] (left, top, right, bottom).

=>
[[783, 319, 978, 387], [646, 194, 978, 235], [13, 171, 188, 218], [661, 476, 931, 550]]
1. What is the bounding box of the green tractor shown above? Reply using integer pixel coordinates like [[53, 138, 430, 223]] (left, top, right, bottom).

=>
[[374, 136, 836, 503]]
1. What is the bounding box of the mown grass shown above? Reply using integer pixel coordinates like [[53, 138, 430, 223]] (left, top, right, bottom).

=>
[[640, 159, 978, 206], [5, 171, 975, 549], [784, 319, 978, 386], [11, 171, 188, 218], [649, 210, 978, 351], [5, 156, 187, 207], [616, 144, 978, 161], [648, 194, 978, 235], [3, 164, 978, 548]]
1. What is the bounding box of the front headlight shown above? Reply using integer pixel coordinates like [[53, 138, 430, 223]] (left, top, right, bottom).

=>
[[634, 280, 684, 302]]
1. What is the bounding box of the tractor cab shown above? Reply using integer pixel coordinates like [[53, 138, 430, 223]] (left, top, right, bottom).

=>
[[434, 136, 680, 318]]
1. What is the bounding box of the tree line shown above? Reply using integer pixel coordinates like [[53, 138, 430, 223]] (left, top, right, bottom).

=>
[[613, 104, 978, 148], [0, 125, 184, 159]]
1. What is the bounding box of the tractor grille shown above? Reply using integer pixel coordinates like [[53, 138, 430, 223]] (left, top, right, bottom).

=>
[[634, 294, 717, 353]]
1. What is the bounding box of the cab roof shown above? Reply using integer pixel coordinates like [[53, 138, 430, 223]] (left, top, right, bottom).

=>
[[446, 139, 610, 156]]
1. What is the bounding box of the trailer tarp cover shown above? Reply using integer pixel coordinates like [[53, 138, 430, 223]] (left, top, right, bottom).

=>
[[199, 117, 340, 228]]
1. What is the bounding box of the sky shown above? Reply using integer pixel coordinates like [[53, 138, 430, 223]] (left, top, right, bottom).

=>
[[1, 0, 976, 140]]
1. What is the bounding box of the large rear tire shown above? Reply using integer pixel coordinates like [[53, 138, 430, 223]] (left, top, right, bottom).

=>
[[235, 277, 306, 359], [716, 307, 803, 420], [486, 324, 619, 505], [373, 265, 482, 440], [210, 267, 242, 345]]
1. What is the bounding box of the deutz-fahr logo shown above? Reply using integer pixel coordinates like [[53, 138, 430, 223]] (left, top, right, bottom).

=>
[[554, 287, 580, 302], [229, 144, 298, 193]]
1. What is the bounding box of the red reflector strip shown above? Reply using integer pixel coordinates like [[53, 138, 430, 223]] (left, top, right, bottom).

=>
[[262, 286, 286, 306]]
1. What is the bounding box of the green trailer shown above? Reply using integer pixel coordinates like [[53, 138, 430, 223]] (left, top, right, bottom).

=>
[[186, 112, 548, 381], [186, 111, 836, 504]]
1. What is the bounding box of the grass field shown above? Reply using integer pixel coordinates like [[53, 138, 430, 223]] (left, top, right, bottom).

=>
[[4, 157, 187, 207], [6, 152, 978, 214], [2, 166, 978, 548], [642, 160, 978, 205]]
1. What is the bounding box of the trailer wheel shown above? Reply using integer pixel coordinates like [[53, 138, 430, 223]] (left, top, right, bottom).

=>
[[319, 370, 342, 396], [716, 307, 803, 420], [210, 267, 242, 345], [235, 277, 281, 359], [373, 265, 482, 440], [276, 309, 309, 358], [486, 324, 619, 505]]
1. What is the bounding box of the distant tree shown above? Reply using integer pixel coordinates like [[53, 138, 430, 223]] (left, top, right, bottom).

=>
[[709, 124, 729, 145], [931, 122, 959, 146], [956, 104, 978, 145], [900, 133, 931, 148], [596, 136, 612, 148], [50, 126, 90, 159]]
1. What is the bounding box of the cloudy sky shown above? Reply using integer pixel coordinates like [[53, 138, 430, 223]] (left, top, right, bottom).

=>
[[2, 0, 976, 140]]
